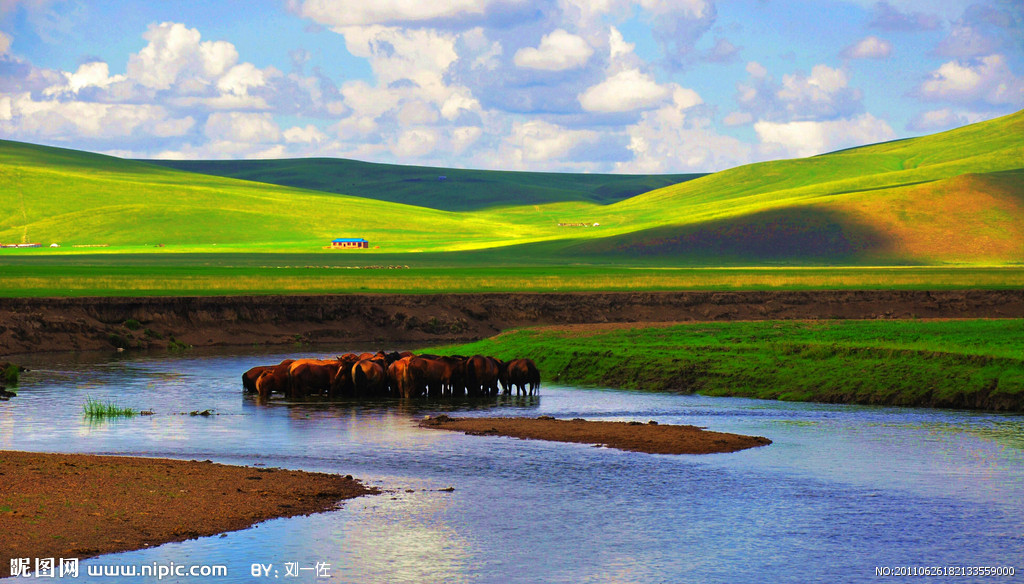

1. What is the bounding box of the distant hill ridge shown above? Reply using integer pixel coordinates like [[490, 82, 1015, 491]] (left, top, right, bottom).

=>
[[144, 157, 705, 212]]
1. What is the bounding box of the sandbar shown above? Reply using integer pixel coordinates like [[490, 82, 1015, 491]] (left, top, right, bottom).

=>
[[419, 415, 771, 455]]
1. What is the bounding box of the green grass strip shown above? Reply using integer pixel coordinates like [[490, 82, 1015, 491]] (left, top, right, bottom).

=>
[[430, 319, 1024, 411]]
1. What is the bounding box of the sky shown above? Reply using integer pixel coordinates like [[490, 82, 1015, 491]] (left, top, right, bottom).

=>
[[0, 0, 1022, 173]]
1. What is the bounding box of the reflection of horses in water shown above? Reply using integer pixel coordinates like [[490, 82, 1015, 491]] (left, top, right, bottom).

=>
[[246, 352, 539, 402]]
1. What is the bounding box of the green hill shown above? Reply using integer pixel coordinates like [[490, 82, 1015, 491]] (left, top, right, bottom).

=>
[[558, 109, 1024, 265], [145, 157, 704, 212], [1, 108, 1022, 266]]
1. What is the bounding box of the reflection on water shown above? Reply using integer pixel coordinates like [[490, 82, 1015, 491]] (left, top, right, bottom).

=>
[[2, 349, 1024, 583]]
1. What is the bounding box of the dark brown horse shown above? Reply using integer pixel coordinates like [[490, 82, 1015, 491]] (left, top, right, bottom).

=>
[[506, 358, 541, 395]]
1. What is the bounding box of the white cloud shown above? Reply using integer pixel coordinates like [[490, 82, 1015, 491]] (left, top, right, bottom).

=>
[[0, 31, 11, 54], [391, 128, 438, 157], [293, 0, 506, 27], [216, 63, 267, 96], [397, 100, 439, 126], [906, 108, 975, 132], [776, 64, 863, 120], [0, 92, 190, 140], [451, 125, 482, 153], [284, 124, 328, 144], [618, 103, 748, 173], [502, 119, 598, 166], [917, 54, 1024, 106], [755, 113, 895, 158], [746, 61, 768, 78], [204, 112, 281, 143], [513, 28, 593, 71], [42, 61, 126, 96], [126, 22, 239, 91], [338, 25, 458, 98], [578, 69, 671, 113], [841, 36, 892, 59]]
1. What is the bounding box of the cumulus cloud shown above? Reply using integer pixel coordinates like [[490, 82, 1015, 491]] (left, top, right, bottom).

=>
[[204, 111, 281, 143], [292, 0, 507, 27], [755, 113, 895, 158], [917, 54, 1024, 106], [0, 93, 192, 141], [42, 60, 126, 96], [513, 29, 593, 71], [500, 119, 599, 167], [578, 69, 671, 113], [127, 22, 239, 91], [284, 124, 328, 144], [0, 31, 11, 54], [616, 91, 740, 173], [391, 127, 439, 157], [841, 36, 892, 59], [737, 63, 866, 123]]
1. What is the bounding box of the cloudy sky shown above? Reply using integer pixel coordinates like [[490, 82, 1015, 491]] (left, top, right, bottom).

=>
[[1, 0, 1022, 173]]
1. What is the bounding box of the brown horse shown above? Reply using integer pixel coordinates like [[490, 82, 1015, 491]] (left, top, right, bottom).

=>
[[465, 355, 500, 396], [255, 360, 293, 400], [505, 358, 541, 395], [352, 359, 387, 395]]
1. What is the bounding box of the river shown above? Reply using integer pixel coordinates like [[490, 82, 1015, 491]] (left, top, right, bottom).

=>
[[2, 349, 1022, 583]]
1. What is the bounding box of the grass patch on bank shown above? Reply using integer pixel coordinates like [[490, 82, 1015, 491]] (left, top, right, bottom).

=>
[[83, 397, 137, 419], [430, 320, 1024, 411]]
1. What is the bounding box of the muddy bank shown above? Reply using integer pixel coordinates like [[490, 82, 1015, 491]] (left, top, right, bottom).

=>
[[1, 290, 1023, 357], [0, 451, 375, 578], [420, 415, 772, 454]]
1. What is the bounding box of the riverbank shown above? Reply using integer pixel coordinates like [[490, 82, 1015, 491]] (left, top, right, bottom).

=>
[[431, 320, 1024, 412], [0, 451, 375, 578], [1, 290, 1023, 357], [420, 415, 772, 454]]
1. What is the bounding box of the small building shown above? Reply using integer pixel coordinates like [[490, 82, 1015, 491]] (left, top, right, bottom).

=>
[[331, 238, 369, 249]]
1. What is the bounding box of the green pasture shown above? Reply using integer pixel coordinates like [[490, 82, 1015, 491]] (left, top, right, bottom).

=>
[[2, 109, 1022, 265], [2, 251, 1024, 296], [431, 319, 1024, 411]]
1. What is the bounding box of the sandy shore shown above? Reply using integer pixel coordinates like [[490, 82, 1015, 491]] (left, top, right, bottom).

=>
[[0, 451, 376, 578], [419, 415, 772, 455]]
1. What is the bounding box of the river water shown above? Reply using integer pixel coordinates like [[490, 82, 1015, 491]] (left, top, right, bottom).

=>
[[2, 349, 1022, 583]]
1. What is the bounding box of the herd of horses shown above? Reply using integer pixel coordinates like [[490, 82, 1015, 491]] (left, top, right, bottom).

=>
[[243, 351, 540, 400]]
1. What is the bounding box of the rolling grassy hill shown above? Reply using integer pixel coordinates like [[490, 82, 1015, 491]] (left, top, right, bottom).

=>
[[145, 157, 704, 212], [1, 108, 1022, 267]]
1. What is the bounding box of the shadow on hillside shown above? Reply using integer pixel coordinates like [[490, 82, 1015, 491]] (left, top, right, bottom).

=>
[[574, 206, 897, 264]]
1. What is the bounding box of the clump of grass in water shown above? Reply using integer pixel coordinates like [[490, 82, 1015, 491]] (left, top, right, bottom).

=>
[[83, 396, 137, 419], [3, 363, 22, 385]]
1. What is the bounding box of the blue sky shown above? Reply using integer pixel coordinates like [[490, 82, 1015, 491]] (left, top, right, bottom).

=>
[[1, 0, 1021, 173]]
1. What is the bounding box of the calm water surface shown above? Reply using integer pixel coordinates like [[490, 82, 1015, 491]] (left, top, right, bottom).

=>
[[2, 349, 1023, 583]]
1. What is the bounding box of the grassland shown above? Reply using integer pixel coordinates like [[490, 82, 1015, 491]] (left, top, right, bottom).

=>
[[430, 319, 1024, 411], [1, 109, 1022, 295], [1, 257, 1024, 296]]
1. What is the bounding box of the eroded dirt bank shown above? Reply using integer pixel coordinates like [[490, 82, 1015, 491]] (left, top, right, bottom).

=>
[[1, 290, 1023, 357]]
